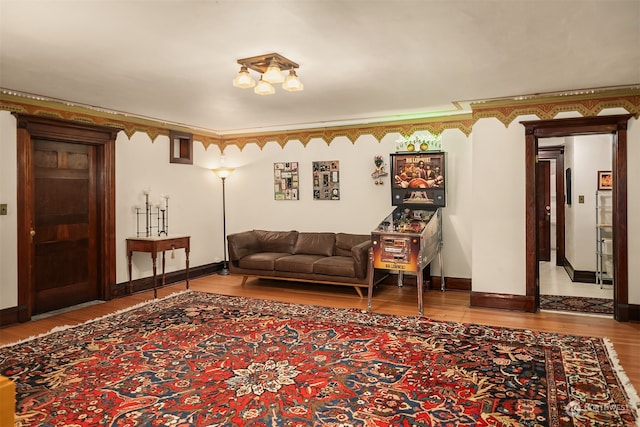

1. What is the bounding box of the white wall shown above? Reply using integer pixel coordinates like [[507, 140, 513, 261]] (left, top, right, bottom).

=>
[[470, 116, 531, 295], [115, 132, 224, 283], [1, 110, 638, 310], [0, 113, 473, 309], [220, 129, 473, 279], [565, 134, 612, 271], [0, 113, 17, 309]]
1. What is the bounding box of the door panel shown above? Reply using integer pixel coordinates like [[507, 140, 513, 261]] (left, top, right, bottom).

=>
[[32, 140, 98, 314], [536, 160, 551, 261]]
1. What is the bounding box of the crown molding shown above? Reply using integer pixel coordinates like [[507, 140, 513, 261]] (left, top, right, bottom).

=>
[[471, 87, 640, 126], [2, 87, 639, 151]]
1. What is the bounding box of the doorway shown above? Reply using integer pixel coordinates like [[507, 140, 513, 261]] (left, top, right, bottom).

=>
[[536, 142, 614, 315], [521, 114, 632, 321], [15, 114, 118, 321]]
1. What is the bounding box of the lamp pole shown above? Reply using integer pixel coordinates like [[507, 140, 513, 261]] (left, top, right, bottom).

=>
[[212, 167, 234, 275], [219, 175, 229, 275]]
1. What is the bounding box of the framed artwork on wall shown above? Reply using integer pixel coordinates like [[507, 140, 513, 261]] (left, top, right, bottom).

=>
[[312, 160, 339, 200], [597, 170, 612, 191], [274, 162, 299, 200]]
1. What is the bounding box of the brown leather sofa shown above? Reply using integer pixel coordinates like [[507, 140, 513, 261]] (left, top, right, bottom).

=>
[[227, 230, 372, 296]]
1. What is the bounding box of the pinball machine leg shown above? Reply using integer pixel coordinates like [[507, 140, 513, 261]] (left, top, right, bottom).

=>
[[439, 246, 445, 292], [417, 269, 424, 316]]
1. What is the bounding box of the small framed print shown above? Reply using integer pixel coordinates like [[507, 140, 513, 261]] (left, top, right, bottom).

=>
[[274, 162, 299, 200], [597, 170, 612, 191]]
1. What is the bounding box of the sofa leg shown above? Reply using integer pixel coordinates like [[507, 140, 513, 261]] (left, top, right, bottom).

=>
[[353, 286, 363, 298], [241, 276, 248, 286]]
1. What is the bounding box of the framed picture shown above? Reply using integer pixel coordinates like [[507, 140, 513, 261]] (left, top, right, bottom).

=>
[[597, 170, 612, 191], [274, 162, 299, 200], [312, 160, 339, 200]]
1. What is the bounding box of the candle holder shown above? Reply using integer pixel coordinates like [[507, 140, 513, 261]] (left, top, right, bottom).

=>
[[135, 190, 169, 237]]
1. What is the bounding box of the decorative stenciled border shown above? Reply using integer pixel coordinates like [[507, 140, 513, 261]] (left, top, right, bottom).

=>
[[2, 88, 639, 151]]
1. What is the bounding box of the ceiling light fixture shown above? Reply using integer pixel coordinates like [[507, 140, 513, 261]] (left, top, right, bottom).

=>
[[232, 65, 255, 89], [254, 76, 275, 96], [232, 53, 303, 95]]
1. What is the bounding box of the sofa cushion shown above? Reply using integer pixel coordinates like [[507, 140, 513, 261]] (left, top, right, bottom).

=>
[[254, 230, 298, 253], [227, 230, 260, 260], [239, 253, 290, 270], [335, 233, 370, 257], [275, 254, 324, 273], [313, 256, 356, 278], [293, 232, 336, 257]]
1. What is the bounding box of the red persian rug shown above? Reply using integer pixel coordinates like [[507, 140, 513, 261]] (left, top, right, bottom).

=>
[[1, 291, 638, 426]]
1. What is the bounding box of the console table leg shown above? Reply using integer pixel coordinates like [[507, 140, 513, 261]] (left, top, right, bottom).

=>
[[127, 251, 133, 295], [162, 251, 166, 288], [185, 248, 190, 290], [152, 254, 158, 299]]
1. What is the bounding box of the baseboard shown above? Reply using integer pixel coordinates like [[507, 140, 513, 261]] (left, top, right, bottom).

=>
[[381, 274, 471, 291], [112, 262, 222, 296], [562, 258, 612, 285], [0, 305, 27, 328], [470, 291, 536, 312]]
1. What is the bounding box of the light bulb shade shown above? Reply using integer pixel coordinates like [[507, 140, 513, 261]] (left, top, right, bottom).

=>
[[232, 65, 256, 88], [254, 77, 275, 95], [212, 167, 234, 179], [282, 69, 304, 92], [262, 59, 284, 84]]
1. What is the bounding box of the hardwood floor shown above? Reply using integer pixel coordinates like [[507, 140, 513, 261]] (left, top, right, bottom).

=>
[[1, 274, 639, 394]]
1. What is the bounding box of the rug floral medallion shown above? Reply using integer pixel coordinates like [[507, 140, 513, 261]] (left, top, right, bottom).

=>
[[1, 291, 638, 426]]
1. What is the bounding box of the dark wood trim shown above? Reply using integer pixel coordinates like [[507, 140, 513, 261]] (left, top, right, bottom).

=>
[[524, 128, 538, 307], [0, 305, 27, 328], [470, 292, 535, 312], [520, 114, 633, 322], [379, 274, 471, 292], [538, 147, 565, 266], [430, 276, 471, 291], [114, 263, 221, 296], [13, 113, 120, 320], [611, 123, 628, 321]]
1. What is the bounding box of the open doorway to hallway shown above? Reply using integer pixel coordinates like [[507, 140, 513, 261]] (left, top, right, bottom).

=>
[[538, 136, 613, 316]]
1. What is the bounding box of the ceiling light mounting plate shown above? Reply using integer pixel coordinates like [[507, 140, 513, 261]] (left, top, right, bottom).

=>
[[237, 52, 299, 73]]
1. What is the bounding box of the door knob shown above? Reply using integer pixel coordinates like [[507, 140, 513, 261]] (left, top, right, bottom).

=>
[[30, 228, 36, 242]]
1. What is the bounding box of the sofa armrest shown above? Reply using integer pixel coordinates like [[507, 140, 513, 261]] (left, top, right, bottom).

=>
[[227, 231, 260, 261], [351, 240, 372, 279]]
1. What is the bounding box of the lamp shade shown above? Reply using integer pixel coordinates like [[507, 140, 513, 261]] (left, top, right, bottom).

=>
[[232, 65, 256, 88], [282, 69, 304, 92], [262, 59, 285, 84], [254, 76, 275, 95], [212, 167, 234, 179]]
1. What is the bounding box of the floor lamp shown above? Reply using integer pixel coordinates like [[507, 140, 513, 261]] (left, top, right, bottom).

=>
[[212, 167, 234, 275]]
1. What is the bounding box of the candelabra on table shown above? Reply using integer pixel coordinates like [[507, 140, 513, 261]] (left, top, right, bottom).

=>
[[135, 189, 170, 237]]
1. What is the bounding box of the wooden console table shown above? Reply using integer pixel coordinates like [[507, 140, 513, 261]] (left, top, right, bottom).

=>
[[126, 235, 190, 298]]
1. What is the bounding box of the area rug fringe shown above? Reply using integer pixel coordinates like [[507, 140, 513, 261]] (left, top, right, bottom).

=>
[[603, 337, 640, 426], [0, 289, 192, 350]]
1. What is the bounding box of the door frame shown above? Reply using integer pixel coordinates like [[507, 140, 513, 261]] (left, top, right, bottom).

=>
[[535, 159, 552, 262], [538, 147, 565, 266], [521, 114, 631, 321], [15, 114, 119, 321]]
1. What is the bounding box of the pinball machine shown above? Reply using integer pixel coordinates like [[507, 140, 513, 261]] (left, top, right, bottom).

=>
[[368, 151, 446, 315]]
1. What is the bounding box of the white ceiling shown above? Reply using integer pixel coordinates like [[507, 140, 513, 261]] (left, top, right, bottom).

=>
[[1, 0, 639, 135]]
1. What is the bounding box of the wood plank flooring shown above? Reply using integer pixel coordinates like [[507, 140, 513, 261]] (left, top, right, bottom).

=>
[[1, 274, 639, 394]]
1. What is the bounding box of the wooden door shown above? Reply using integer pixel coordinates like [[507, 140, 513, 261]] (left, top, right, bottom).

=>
[[15, 114, 118, 322], [536, 160, 551, 261], [32, 140, 98, 314]]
